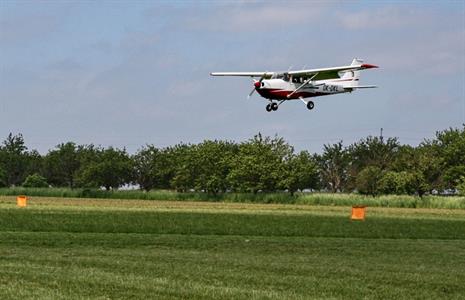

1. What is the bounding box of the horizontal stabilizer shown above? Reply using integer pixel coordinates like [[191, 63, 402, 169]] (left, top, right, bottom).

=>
[[345, 85, 378, 89], [356, 85, 378, 88]]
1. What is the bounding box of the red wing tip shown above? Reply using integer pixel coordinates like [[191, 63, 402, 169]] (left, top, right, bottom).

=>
[[361, 63, 379, 69]]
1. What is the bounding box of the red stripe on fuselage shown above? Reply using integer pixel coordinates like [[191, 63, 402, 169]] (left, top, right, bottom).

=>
[[256, 88, 329, 100]]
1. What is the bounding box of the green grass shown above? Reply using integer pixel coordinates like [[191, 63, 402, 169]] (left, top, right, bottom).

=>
[[1, 199, 465, 299], [297, 193, 465, 209], [1, 187, 464, 209]]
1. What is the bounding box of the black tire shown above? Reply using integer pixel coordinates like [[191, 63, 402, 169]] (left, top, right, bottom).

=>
[[307, 101, 314, 110], [266, 103, 272, 112], [271, 102, 278, 111]]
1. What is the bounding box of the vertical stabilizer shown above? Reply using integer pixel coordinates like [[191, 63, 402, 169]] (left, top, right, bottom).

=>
[[340, 58, 363, 87], [351, 58, 364, 66]]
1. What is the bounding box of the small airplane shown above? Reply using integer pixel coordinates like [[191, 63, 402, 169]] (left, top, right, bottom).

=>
[[211, 58, 378, 112]]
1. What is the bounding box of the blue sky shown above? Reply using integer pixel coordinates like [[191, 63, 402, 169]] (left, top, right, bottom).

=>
[[1, 0, 464, 153]]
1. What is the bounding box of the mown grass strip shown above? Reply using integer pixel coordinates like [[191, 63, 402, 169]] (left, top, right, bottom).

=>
[[1, 202, 465, 299], [1, 232, 465, 299], [1, 208, 464, 240]]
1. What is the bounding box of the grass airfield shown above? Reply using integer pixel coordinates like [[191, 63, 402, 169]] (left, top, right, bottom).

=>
[[1, 196, 464, 299]]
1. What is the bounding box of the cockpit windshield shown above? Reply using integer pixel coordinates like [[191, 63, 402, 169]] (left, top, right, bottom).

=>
[[271, 73, 290, 82]]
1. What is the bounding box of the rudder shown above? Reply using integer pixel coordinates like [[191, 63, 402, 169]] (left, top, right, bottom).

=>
[[340, 58, 363, 87]]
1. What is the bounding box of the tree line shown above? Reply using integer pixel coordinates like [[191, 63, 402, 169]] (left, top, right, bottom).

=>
[[0, 126, 464, 196]]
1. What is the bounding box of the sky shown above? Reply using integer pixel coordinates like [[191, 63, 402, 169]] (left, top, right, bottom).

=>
[[1, 0, 464, 154]]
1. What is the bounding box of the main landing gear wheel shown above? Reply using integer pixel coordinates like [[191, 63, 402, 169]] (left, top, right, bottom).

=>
[[271, 102, 278, 111], [306, 101, 315, 110], [266, 103, 272, 112]]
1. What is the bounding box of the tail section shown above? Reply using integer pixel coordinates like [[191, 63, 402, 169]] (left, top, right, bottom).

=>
[[350, 58, 364, 66], [340, 58, 364, 88]]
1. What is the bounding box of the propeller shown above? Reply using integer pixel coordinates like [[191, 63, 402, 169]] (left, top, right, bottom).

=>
[[248, 83, 257, 98], [247, 72, 267, 99]]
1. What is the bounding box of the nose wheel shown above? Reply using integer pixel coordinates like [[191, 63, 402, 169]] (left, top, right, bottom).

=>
[[266, 102, 278, 112], [306, 101, 314, 110]]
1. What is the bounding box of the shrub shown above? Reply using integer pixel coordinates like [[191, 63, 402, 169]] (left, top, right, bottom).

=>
[[379, 171, 415, 195], [22, 173, 49, 188]]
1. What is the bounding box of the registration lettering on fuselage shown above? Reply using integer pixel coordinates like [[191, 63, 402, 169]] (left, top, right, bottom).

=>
[[322, 84, 338, 92]]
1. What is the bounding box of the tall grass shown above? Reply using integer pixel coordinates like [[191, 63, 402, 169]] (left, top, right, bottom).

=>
[[0, 187, 464, 209], [0, 187, 297, 203], [296, 193, 465, 209]]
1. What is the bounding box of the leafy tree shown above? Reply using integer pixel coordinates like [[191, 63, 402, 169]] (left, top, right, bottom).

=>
[[76, 144, 100, 165], [191, 140, 238, 194], [26, 150, 43, 177], [228, 134, 292, 193], [348, 136, 400, 170], [133, 145, 163, 191], [346, 136, 400, 190], [156, 149, 180, 189], [44, 142, 80, 188], [316, 141, 349, 192], [73, 144, 101, 188], [378, 171, 400, 194], [409, 170, 430, 197], [356, 166, 383, 196], [171, 165, 192, 192], [0, 133, 30, 186], [378, 171, 415, 195], [421, 126, 465, 190], [0, 167, 7, 188], [78, 147, 133, 190], [168, 144, 195, 192], [391, 145, 413, 171], [392, 145, 440, 194], [443, 166, 465, 190], [281, 151, 319, 195], [22, 173, 48, 188], [433, 126, 465, 167]]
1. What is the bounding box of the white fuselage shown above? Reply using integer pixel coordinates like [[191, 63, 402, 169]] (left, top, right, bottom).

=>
[[257, 78, 352, 100]]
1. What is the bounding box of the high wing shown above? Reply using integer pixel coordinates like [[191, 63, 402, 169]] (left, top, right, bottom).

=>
[[210, 72, 274, 78], [210, 59, 378, 81], [288, 63, 378, 80]]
